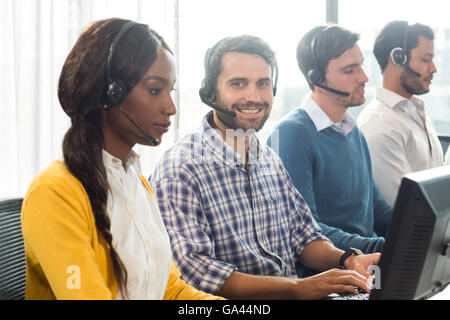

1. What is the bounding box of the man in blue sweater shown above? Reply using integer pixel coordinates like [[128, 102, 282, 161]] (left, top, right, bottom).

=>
[[267, 25, 392, 255]]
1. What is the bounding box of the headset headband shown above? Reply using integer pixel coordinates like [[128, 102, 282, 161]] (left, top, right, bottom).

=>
[[105, 21, 138, 85]]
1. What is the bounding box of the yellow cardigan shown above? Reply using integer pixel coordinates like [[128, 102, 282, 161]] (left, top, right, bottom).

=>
[[21, 160, 222, 300]]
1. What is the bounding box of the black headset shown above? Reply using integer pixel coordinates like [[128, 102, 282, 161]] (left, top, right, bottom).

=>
[[389, 23, 421, 77], [307, 26, 350, 97], [198, 47, 219, 108], [102, 21, 159, 145], [104, 21, 138, 107], [307, 27, 327, 86], [199, 44, 279, 116], [390, 24, 410, 67]]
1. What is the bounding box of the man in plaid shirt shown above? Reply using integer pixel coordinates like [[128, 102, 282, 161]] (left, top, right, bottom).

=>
[[151, 35, 380, 299]]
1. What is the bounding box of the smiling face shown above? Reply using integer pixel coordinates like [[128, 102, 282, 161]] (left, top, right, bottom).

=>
[[322, 45, 369, 107], [212, 51, 273, 133], [401, 36, 437, 95], [102, 47, 176, 150]]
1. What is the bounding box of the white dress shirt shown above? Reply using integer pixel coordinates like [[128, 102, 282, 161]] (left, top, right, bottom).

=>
[[103, 150, 172, 300], [303, 95, 357, 136], [357, 87, 443, 205]]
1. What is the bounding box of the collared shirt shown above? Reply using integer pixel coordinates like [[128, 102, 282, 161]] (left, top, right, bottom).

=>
[[103, 150, 172, 299], [150, 111, 328, 294], [357, 87, 444, 205], [303, 95, 357, 136]]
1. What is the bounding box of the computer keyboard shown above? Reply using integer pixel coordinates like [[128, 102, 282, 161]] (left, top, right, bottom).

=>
[[329, 293, 370, 300], [326, 277, 375, 300]]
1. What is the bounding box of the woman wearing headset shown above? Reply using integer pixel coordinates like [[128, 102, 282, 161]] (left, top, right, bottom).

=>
[[21, 18, 222, 300]]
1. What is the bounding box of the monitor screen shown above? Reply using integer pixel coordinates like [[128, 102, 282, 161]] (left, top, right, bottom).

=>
[[370, 165, 450, 300]]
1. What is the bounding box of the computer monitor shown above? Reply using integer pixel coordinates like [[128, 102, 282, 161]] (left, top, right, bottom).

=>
[[370, 165, 450, 300]]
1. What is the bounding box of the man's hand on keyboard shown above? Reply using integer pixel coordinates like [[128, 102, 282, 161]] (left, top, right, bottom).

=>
[[294, 268, 372, 299], [344, 252, 380, 278]]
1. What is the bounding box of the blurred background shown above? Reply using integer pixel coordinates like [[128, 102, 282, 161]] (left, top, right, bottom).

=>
[[1, 0, 449, 197]]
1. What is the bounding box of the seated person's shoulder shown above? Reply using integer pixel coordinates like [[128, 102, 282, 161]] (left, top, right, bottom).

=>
[[152, 131, 205, 180], [268, 108, 317, 153], [358, 100, 410, 134], [358, 109, 410, 143], [277, 107, 311, 129], [269, 108, 315, 142], [22, 160, 93, 224], [26, 160, 85, 196]]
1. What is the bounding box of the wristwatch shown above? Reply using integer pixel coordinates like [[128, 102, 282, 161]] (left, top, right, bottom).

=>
[[338, 247, 363, 269]]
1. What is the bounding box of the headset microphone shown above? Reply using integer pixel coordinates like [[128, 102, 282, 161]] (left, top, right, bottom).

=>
[[314, 83, 350, 96], [307, 28, 351, 97], [103, 21, 160, 146], [116, 105, 160, 145], [308, 70, 350, 96], [199, 84, 236, 117], [405, 64, 422, 78], [205, 102, 237, 118]]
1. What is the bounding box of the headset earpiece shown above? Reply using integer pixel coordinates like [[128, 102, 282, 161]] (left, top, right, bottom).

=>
[[199, 79, 215, 105], [199, 47, 215, 105], [105, 79, 128, 107], [104, 21, 137, 107], [390, 23, 410, 67], [390, 47, 407, 66], [307, 27, 326, 86], [307, 69, 323, 86], [271, 61, 278, 96]]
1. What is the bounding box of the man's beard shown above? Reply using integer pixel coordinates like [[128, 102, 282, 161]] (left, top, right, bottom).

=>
[[330, 89, 365, 108], [401, 68, 430, 95], [347, 92, 366, 107], [215, 101, 271, 132]]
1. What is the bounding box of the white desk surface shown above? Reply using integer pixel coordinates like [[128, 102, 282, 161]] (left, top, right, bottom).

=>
[[429, 285, 450, 300]]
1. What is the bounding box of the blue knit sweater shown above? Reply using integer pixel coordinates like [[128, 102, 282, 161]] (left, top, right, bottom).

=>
[[267, 108, 392, 253]]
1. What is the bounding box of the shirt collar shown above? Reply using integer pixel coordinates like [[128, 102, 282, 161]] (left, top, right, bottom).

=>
[[200, 111, 261, 168], [102, 149, 142, 174], [375, 87, 426, 123], [302, 95, 356, 135], [376, 87, 424, 109]]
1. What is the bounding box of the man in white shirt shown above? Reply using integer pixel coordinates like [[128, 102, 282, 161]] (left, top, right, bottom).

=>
[[358, 21, 443, 206]]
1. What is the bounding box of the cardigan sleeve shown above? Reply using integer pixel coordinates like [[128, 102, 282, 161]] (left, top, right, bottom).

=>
[[22, 182, 116, 300], [163, 262, 225, 300]]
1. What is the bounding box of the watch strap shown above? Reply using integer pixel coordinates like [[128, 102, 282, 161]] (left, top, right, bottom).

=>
[[338, 247, 363, 269]]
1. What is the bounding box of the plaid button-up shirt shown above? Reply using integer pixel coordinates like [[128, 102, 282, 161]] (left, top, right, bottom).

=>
[[151, 112, 328, 294]]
